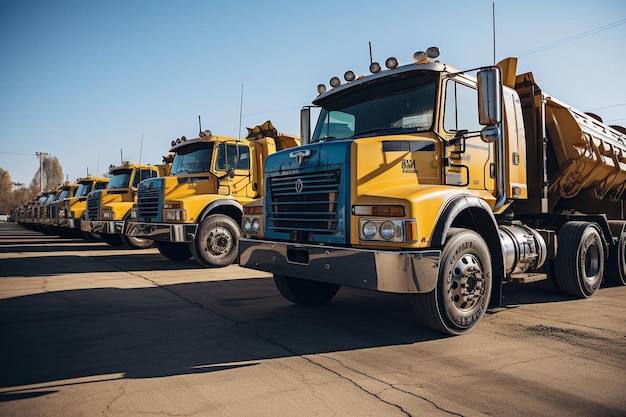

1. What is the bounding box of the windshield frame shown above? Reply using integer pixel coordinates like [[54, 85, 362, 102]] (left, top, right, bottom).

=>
[[170, 142, 215, 176], [107, 170, 132, 189], [312, 71, 438, 142]]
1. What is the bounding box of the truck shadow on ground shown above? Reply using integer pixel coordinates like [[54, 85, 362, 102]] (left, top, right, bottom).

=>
[[0, 274, 595, 403], [0, 279, 441, 401], [0, 253, 204, 276]]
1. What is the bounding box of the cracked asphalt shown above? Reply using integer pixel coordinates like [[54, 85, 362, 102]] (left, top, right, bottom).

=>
[[1, 222, 625, 417]]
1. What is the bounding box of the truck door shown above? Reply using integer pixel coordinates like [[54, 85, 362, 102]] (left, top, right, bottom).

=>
[[443, 78, 495, 192]]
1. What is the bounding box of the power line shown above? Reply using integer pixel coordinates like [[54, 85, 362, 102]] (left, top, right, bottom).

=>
[[0, 151, 34, 156], [515, 18, 626, 57], [586, 103, 626, 112]]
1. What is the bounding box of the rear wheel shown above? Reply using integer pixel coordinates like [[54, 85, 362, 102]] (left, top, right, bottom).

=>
[[190, 214, 241, 267], [412, 228, 492, 335], [555, 221, 604, 298], [606, 227, 626, 286], [156, 241, 192, 261], [274, 274, 340, 306]]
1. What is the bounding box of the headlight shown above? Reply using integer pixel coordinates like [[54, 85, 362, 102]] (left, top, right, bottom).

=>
[[379, 221, 396, 240], [164, 209, 186, 221], [242, 215, 261, 235], [358, 218, 417, 243], [362, 221, 377, 239]]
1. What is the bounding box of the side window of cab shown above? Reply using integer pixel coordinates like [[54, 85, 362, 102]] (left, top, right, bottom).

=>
[[444, 80, 482, 133]]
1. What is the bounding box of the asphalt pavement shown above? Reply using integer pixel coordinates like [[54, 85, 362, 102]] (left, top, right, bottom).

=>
[[1, 222, 625, 416]]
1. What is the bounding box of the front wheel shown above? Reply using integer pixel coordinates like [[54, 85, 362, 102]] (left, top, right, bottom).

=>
[[190, 214, 241, 267], [121, 234, 154, 249], [274, 274, 340, 306], [412, 228, 492, 336], [555, 222, 604, 297], [156, 241, 192, 261], [100, 233, 124, 247]]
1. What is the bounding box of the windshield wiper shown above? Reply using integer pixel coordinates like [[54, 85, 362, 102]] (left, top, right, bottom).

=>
[[311, 136, 336, 143], [352, 127, 403, 139]]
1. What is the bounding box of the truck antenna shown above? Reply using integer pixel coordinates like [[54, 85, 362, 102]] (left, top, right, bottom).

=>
[[198, 115, 202, 135], [492, 2, 496, 64], [139, 133, 143, 166], [238, 83, 244, 141], [369, 41, 373, 65]]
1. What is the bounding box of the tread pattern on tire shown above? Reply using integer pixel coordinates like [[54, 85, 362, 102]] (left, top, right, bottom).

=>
[[555, 221, 604, 298]]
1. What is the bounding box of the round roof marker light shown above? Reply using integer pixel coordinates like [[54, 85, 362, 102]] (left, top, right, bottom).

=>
[[344, 70, 356, 82], [176, 138, 182, 144], [385, 57, 398, 69], [317, 84, 327, 95], [369, 62, 381, 74], [413, 51, 427, 64], [426, 46, 440, 59], [171, 140, 176, 147], [330, 76, 341, 88], [181, 136, 186, 141]]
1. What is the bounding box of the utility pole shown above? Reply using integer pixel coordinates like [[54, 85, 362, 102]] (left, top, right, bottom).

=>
[[35, 152, 50, 192]]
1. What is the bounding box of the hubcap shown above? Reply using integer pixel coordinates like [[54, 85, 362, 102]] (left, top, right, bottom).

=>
[[449, 254, 485, 311], [205, 226, 233, 257]]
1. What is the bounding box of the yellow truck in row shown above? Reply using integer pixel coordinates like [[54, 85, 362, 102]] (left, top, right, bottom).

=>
[[126, 121, 299, 267], [55, 176, 109, 238], [238, 48, 626, 335], [81, 162, 170, 248]]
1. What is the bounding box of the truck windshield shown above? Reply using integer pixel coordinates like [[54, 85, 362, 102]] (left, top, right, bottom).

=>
[[170, 143, 214, 175], [107, 170, 132, 188], [312, 72, 437, 142], [75, 183, 92, 197], [57, 189, 71, 200]]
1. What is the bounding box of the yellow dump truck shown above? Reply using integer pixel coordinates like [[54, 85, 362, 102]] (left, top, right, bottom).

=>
[[126, 121, 299, 266], [81, 162, 170, 248], [46, 182, 78, 231], [55, 176, 109, 238], [239, 48, 626, 335]]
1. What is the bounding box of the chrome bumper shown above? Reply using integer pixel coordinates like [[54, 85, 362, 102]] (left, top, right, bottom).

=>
[[239, 238, 441, 294], [80, 220, 124, 234], [125, 222, 198, 243]]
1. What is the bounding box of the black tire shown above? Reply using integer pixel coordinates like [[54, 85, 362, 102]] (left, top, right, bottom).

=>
[[606, 229, 626, 286], [156, 241, 192, 261], [274, 274, 340, 306], [412, 228, 492, 335], [190, 214, 241, 267], [555, 221, 604, 298], [100, 233, 124, 247], [121, 233, 154, 249]]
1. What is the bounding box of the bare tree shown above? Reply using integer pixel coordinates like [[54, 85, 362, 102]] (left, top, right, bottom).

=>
[[0, 167, 12, 214], [31, 156, 64, 191]]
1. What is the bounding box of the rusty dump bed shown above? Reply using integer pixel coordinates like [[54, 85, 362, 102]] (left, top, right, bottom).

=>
[[545, 95, 626, 201], [516, 71, 626, 203]]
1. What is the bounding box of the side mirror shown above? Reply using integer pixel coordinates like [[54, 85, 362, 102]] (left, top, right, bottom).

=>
[[300, 107, 311, 145], [477, 68, 502, 125]]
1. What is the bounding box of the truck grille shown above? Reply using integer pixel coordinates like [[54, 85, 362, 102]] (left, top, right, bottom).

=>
[[86, 192, 100, 220], [137, 187, 162, 221], [267, 170, 340, 234]]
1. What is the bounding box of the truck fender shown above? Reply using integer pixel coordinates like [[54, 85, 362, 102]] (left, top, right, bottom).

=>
[[198, 199, 244, 223], [431, 195, 505, 307]]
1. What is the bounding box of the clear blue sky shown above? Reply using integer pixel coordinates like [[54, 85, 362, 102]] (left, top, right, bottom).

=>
[[1, 0, 625, 187]]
